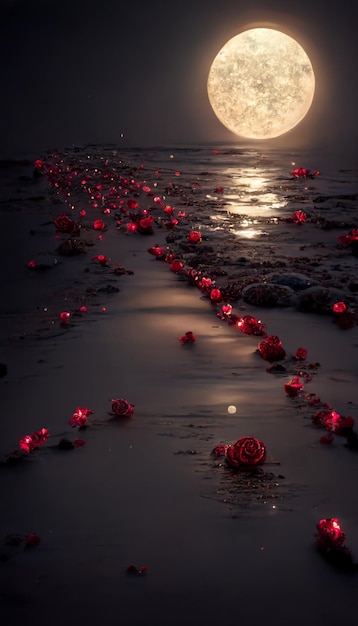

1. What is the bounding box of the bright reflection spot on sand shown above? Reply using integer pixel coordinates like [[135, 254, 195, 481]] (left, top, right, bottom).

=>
[[224, 166, 288, 216], [231, 228, 268, 239]]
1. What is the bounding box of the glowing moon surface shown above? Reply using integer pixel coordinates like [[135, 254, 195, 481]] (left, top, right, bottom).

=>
[[207, 28, 315, 139]]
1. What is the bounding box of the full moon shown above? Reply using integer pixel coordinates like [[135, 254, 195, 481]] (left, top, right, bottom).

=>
[[207, 28, 315, 139]]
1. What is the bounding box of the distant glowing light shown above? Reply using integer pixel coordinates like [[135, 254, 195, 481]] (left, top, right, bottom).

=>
[[227, 405, 237, 414]]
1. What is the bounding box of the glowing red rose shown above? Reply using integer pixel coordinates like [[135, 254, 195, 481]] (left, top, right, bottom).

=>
[[19, 428, 49, 453], [92, 254, 109, 266], [333, 301, 347, 313], [210, 288, 222, 303], [179, 331, 196, 344], [258, 335, 286, 361], [323, 411, 354, 434], [170, 260, 183, 273], [69, 407, 93, 428], [316, 518, 346, 551], [19, 435, 34, 453], [291, 167, 310, 178], [31, 428, 49, 447], [237, 315, 267, 336], [111, 398, 134, 417], [138, 215, 154, 233], [59, 311, 71, 325], [54, 212, 79, 234], [148, 245, 167, 259], [294, 347, 307, 360], [284, 376, 304, 397], [34, 159, 43, 170], [338, 228, 358, 246], [199, 277, 212, 289], [187, 230, 202, 244], [211, 444, 229, 457], [292, 210, 306, 224], [221, 304, 232, 316], [93, 219, 105, 231], [225, 437, 266, 469]]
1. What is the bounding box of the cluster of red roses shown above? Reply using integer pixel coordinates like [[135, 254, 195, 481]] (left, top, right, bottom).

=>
[[19, 427, 49, 453], [6, 397, 135, 463]]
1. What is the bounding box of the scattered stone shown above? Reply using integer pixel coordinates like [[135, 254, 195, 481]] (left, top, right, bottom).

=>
[[57, 238, 87, 256]]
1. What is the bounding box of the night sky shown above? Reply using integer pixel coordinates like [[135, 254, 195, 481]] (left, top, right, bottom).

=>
[[1, 0, 357, 163]]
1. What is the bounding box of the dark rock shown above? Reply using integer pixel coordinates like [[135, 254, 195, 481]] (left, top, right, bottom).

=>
[[57, 238, 87, 256], [298, 286, 347, 313], [268, 272, 319, 291], [242, 283, 298, 307]]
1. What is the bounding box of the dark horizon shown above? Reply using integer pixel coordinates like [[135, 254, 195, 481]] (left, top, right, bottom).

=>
[[1, 0, 358, 166]]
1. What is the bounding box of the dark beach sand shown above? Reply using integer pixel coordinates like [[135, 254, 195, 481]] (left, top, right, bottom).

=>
[[1, 147, 358, 625]]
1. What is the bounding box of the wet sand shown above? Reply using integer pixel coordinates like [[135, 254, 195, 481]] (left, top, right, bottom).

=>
[[1, 147, 358, 625]]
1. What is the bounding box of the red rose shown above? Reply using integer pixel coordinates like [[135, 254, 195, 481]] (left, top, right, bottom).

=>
[[211, 444, 229, 457], [111, 398, 134, 417], [179, 331, 196, 344], [292, 210, 306, 224], [31, 428, 49, 447], [19, 435, 34, 453], [338, 228, 358, 246], [54, 212, 79, 234], [138, 215, 154, 233], [93, 219, 105, 231], [19, 428, 49, 453], [236, 315, 267, 336], [187, 230, 202, 244], [290, 167, 310, 178], [59, 311, 71, 325], [258, 335, 286, 361], [284, 376, 304, 397], [294, 347, 307, 360], [323, 411, 354, 434], [92, 254, 109, 266], [333, 301, 347, 313], [148, 245, 166, 259], [316, 518, 346, 551], [225, 437, 266, 469], [69, 407, 93, 428], [221, 304, 232, 316], [170, 260, 183, 273], [210, 288, 222, 303]]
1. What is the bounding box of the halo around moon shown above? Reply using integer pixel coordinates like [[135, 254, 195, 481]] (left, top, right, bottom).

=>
[[207, 28, 315, 140]]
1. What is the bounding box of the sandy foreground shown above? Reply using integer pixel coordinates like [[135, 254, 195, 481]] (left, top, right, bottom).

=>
[[1, 150, 358, 625]]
